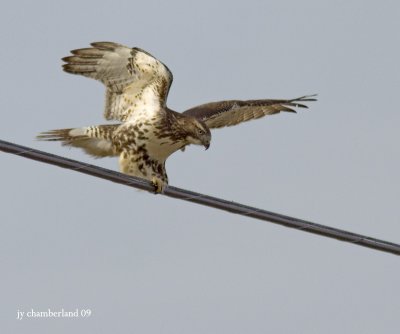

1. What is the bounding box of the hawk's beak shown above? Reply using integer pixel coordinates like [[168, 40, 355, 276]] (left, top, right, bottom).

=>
[[201, 135, 211, 150]]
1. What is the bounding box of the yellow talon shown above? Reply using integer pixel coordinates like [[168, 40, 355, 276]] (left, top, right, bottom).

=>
[[151, 176, 165, 194]]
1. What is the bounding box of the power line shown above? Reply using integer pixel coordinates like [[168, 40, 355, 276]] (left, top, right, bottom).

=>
[[1, 138, 400, 256]]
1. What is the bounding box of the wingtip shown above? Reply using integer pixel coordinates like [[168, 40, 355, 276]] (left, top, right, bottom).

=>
[[299, 94, 318, 102], [90, 41, 122, 50], [62, 63, 72, 73], [62, 63, 97, 74]]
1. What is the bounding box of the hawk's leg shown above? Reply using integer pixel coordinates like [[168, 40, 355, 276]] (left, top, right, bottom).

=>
[[151, 176, 166, 194]]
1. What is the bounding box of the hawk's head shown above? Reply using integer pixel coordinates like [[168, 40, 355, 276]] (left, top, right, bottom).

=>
[[184, 118, 211, 150]]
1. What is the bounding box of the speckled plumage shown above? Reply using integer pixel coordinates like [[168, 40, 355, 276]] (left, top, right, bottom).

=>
[[38, 41, 316, 193]]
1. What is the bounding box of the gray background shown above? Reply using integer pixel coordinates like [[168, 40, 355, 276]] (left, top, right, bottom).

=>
[[1, 0, 399, 333]]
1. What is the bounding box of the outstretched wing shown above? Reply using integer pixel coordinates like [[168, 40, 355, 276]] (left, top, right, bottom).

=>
[[62, 42, 173, 122], [183, 95, 317, 129]]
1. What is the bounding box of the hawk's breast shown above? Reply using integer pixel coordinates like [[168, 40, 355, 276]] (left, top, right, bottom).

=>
[[116, 107, 185, 162]]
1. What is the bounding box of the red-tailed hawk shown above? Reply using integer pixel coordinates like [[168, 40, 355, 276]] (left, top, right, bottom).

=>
[[37, 42, 316, 193]]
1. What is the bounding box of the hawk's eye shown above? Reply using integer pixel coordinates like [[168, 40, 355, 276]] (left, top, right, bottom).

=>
[[198, 129, 204, 135]]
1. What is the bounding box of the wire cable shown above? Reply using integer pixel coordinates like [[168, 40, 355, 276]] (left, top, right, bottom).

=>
[[1, 139, 399, 256]]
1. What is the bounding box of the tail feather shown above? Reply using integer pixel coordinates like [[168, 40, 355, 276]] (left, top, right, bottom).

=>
[[37, 124, 120, 158]]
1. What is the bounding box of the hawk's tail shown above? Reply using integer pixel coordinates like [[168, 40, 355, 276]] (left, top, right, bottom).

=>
[[37, 124, 120, 158]]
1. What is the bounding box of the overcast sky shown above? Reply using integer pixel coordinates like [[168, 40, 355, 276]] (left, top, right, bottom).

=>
[[1, 0, 400, 333]]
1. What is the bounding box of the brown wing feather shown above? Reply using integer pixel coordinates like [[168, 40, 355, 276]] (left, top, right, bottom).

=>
[[183, 95, 317, 129]]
